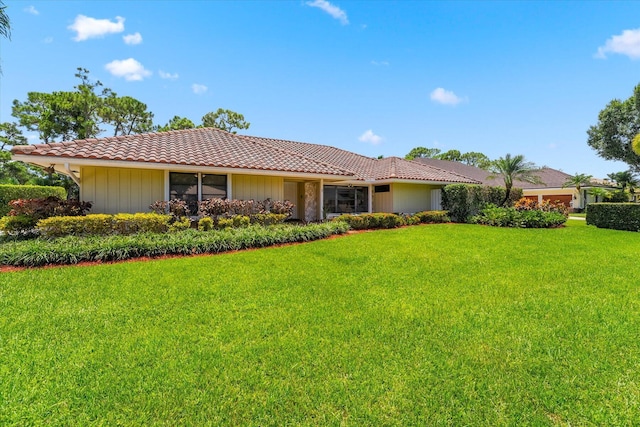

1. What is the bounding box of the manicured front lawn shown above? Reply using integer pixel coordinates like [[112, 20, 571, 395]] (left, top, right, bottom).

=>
[[1, 221, 639, 425]]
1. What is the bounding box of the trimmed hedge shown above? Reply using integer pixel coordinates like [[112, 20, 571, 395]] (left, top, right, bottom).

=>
[[36, 213, 172, 238], [333, 211, 450, 230], [0, 185, 66, 217], [442, 184, 523, 223], [586, 203, 640, 231], [0, 222, 350, 267], [471, 206, 567, 228]]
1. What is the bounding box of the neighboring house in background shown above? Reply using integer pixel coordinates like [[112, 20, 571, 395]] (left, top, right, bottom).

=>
[[415, 158, 612, 210], [11, 128, 478, 220]]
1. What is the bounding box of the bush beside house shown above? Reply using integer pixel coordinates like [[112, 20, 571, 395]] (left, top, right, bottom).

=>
[[0, 185, 66, 217], [442, 184, 523, 223]]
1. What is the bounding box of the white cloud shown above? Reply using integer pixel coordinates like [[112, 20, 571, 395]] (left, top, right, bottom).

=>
[[430, 87, 466, 106], [371, 60, 389, 66], [596, 28, 640, 60], [306, 0, 348, 25], [24, 5, 39, 15], [359, 129, 383, 145], [192, 84, 208, 94], [123, 32, 142, 45], [159, 70, 179, 80], [68, 15, 125, 41], [105, 58, 151, 81]]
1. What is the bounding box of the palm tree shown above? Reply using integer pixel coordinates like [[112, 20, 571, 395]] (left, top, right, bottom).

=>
[[488, 153, 542, 206], [0, 1, 9, 40], [562, 173, 592, 209], [607, 170, 639, 192]]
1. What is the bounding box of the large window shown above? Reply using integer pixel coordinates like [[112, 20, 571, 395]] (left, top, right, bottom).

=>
[[170, 172, 227, 214], [323, 185, 369, 214]]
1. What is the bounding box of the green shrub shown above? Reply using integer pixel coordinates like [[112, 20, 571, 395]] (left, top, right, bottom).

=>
[[0, 215, 39, 234], [0, 222, 350, 267], [218, 215, 251, 229], [412, 210, 451, 224], [442, 184, 522, 223], [37, 214, 113, 237], [250, 213, 288, 226], [169, 217, 192, 232], [0, 184, 66, 217], [198, 217, 214, 231], [471, 205, 566, 228], [586, 203, 640, 231], [333, 213, 405, 230], [36, 213, 171, 238]]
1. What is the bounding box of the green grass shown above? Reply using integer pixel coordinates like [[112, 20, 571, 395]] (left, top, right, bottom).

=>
[[1, 221, 639, 425]]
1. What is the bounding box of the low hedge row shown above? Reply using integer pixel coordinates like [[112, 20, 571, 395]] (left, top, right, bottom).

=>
[[586, 203, 640, 231], [0, 222, 350, 267], [0, 185, 66, 217], [471, 206, 567, 228], [332, 211, 450, 230], [35, 213, 172, 237]]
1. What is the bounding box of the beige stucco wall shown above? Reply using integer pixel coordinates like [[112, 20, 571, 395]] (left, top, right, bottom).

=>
[[81, 166, 164, 214], [232, 174, 284, 201], [392, 183, 434, 213]]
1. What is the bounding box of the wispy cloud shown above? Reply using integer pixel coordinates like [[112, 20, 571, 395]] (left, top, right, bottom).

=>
[[306, 0, 348, 25], [371, 60, 389, 66], [595, 28, 640, 60], [68, 15, 125, 41], [123, 32, 142, 45], [430, 87, 466, 106], [159, 70, 179, 80], [192, 84, 208, 95], [105, 58, 151, 81], [359, 129, 383, 145], [24, 5, 39, 15]]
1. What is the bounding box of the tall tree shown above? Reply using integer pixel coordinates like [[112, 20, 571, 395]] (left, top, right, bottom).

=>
[[0, 0, 9, 40], [156, 116, 196, 132], [101, 94, 154, 136], [201, 108, 250, 134], [0, 122, 36, 184], [460, 151, 492, 169], [587, 83, 640, 171], [488, 154, 542, 206], [607, 170, 639, 191], [436, 149, 463, 162], [404, 147, 441, 160]]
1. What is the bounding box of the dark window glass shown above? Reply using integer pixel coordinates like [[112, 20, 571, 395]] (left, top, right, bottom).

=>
[[202, 174, 227, 200], [374, 185, 390, 193], [170, 172, 198, 214], [323, 185, 368, 214]]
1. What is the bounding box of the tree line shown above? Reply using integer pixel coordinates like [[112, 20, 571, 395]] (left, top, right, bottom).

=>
[[0, 68, 250, 187]]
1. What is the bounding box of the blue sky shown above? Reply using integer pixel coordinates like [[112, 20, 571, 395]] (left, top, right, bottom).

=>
[[1, 1, 639, 178]]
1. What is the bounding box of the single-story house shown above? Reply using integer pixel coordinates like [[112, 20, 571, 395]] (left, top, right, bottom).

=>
[[415, 158, 612, 210], [11, 128, 478, 220]]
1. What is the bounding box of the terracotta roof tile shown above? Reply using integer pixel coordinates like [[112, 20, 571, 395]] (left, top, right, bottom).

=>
[[12, 127, 478, 184]]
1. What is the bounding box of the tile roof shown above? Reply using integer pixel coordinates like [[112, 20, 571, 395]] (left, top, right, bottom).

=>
[[13, 127, 479, 184], [415, 158, 574, 189]]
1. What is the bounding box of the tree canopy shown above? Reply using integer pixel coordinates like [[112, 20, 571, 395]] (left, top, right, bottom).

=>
[[562, 173, 593, 192], [587, 83, 640, 171], [156, 116, 196, 132], [404, 147, 441, 160], [201, 108, 250, 134], [0, 0, 8, 40]]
